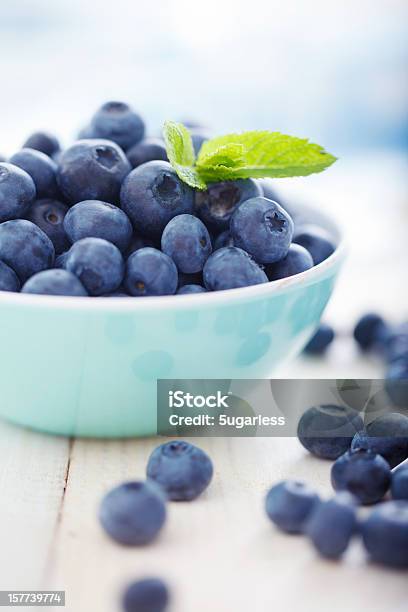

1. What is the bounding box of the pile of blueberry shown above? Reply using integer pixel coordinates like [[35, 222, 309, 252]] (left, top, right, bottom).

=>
[[266, 405, 408, 566], [0, 101, 335, 298], [303, 313, 408, 408], [99, 440, 213, 611]]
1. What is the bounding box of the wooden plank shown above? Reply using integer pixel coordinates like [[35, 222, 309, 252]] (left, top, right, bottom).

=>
[[46, 436, 408, 612], [0, 420, 69, 591]]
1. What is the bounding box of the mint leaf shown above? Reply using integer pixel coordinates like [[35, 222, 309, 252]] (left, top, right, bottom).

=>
[[196, 131, 337, 181], [162, 121, 206, 189]]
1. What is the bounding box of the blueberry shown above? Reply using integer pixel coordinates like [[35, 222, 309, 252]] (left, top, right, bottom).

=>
[[231, 197, 294, 264], [303, 323, 335, 355], [99, 480, 166, 545], [0, 162, 36, 222], [385, 359, 408, 407], [23, 131, 60, 158], [90, 101, 145, 150], [0, 260, 20, 292], [146, 440, 213, 501], [124, 248, 178, 297], [64, 200, 132, 253], [122, 578, 169, 612], [195, 179, 262, 234], [331, 448, 391, 504], [265, 480, 320, 534], [0, 220, 54, 282], [203, 246, 268, 291], [392, 467, 408, 500], [297, 404, 364, 460], [190, 128, 210, 155], [127, 138, 168, 168], [22, 269, 88, 296], [57, 139, 131, 204], [9, 148, 58, 199], [306, 493, 358, 559], [266, 244, 313, 281], [25, 198, 70, 255], [127, 233, 159, 256], [177, 284, 207, 295], [161, 214, 212, 274], [213, 230, 234, 250], [293, 224, 335, 265], [120, 161, 194, 238], [64, 237, 124, 296], [362, 501, 408, 567], [353, 313, 389, 351], [177, 271, 203, 288], [351, 413, 408, 468], [384, 325, 408, 364]]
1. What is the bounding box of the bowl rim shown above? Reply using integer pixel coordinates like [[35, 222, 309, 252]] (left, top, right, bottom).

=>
[[0, 206, 346, 312]]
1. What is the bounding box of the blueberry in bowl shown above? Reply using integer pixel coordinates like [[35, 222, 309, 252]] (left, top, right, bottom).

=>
[[0, 114, 343, 437]]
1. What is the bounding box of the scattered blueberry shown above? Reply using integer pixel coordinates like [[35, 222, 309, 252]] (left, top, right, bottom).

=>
[[297, 404, 364, 460], [57, 139, 131, 204], [25, 198, 70, 255], [161, 214, 212, 273], [195, 179, 262, 233], [64, 200, 132, 253], [177, 284, 207, 295], [23, 131, 60, 158], [362, 501, 408, 567], [64, 237, 124, 296], [124, 248, 178, 297], [213, 230, 234, 250], [353, 313, 389, 351], [385, 359, 408, 407], [9, 148, 58, 199], [306, 492, 358, 559], [293, 224, 335, 265], [265, 480, 320, 534], [22, 269, 88, 296], [331, 448, 391, 505], [382, 322, 408, 363], [351, 413, 408, 468], [231, 197, 294, 264], [99, 480, 166, 545], [122, 578, 169, 612], [303, 323, 335, 355], [392, 466, 408, 500], [203, 246, 268, 291], [0, 162, 36, 222], [90, 101, 145, 150], [127, 138, 168, 168], [0, 260, 21, 292], [0, 219, 55, 282], [146, 440, 213, 501], [266, 243, 313, 281]]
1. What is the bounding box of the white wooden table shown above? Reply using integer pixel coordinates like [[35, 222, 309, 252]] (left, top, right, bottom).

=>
[[0, 153, 407, 611]]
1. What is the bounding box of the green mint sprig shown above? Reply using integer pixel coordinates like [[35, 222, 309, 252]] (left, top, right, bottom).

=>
[[163, 120, 337, 190]]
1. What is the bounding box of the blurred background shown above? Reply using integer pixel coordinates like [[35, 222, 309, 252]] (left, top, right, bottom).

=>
[[0, 0, 407, 153], [0, 0, 407, 348]]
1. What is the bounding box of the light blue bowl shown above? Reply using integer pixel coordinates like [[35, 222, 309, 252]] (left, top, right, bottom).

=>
[[0, 203, 345, 437]]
